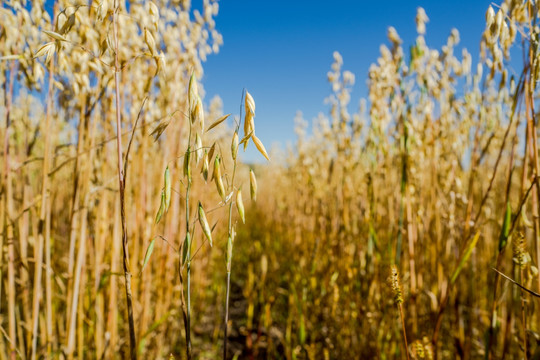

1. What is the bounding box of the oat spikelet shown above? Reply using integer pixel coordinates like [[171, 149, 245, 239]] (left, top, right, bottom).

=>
[[252, 134, 270, 161], [206, 114, 230, 132], [155, 190, 166, 224], [192, 95, 204, 126], [250, 169, 257, 202], [201, 150, 209, 182], [183, 147, 191, 180], [486, 6, 495, 27], [144, 28, 157, 55], [198, 202, 213, 247], [236, 188, 245, 224], [195, 132, 203, 164], [214, 155, 225, 201], [188, 72, 198, 113], [245, 91, 255, 114], [231, 131, 239, 160], [244, 91, 255, 150]]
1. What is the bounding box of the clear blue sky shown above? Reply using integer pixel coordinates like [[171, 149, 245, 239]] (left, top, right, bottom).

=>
[[202, 0, 493, 162]]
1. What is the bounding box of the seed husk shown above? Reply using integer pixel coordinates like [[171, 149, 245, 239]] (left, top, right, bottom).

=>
[[188, 72, 198, 113], [155, 190, 166, 224], [214, 155, 225, 201], [206, 114, 231, 132], [252, 134, 269, 161], [231, 131, 239, 160], [183, 147, 191, 180], [236, 188, 245, 223], [250, 169, 257, 202], [201, 150, 209, 182], [198, 202, 213, 247], [139, 238, 156, 275]]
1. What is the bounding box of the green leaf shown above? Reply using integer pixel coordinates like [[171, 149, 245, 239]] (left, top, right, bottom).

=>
[[139, 239, 156, 276], [182, 233, 191, 264], [198, 202, 213, 247], [299, 313, 306, 345], [450, 231, 481, 284], [164, 166, 171, 211], [155, 190, 165, 224], [498, 201, 512, 251], [183, 147, 191, 180]]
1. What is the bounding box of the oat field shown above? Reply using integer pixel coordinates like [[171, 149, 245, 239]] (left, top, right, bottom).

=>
[[1, 0, 540, 359]]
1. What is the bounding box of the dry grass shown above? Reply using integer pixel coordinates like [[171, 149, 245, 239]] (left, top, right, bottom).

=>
[[1, 0, 540, 359]]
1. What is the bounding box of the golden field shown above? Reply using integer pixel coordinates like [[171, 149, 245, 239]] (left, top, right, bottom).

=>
[[1, 0, 540, 359]]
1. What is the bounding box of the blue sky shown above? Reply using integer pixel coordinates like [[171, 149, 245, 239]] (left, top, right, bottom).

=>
[[202, 0, 493, 162]]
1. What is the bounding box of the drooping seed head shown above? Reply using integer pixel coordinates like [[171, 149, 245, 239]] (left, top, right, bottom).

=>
[[195, 132, 203, 164], [252, 134, 269, 161], [198, 202, 212, 247], [144, 28, 157, 55], [155, 190, 165, 224], [148, 1, 159, 28], [244, 91, 256, 150], [188, 72, 198, 113], [236, 188, 245, 224], [208, 142, 216, 165], [245, 91, 255, 115], [183, 147, 191, 180], [231, 131, 239, 160], [191, 95, 204, 127], [486, 6, 495, 28], [182, 233, 191, 264], [214, 155, 225, 201], [201, 150, 209, 182], [250, 169, 257, 202]]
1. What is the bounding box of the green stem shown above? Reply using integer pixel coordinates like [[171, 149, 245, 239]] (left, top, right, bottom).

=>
[[223, 271, 231, 359], [113, 2, 136, 359], [224, 117, 240, 358], [184, 112, 194, 359]]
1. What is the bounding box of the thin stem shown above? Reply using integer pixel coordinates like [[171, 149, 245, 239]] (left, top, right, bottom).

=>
[[185, 175, 192, 360], [519, 267, 528, 360], [113, 2, 137, 359], [42, 5, 58, 356], [183, 107, 194, 360], [223, 271, 231, 359], [224, 103, 241, 358], [3, 52, 17, 360], [399, 304, 410, 360]]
